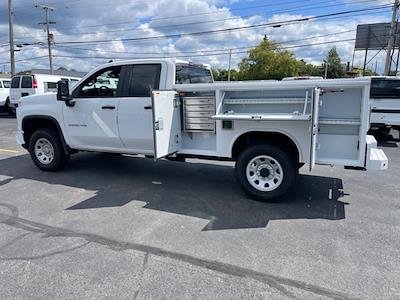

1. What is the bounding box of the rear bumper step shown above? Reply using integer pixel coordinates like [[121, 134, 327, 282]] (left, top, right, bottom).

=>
[[365, 135, 388, 170]]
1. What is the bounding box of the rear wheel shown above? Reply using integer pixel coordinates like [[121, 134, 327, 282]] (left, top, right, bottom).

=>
[[28, 128, 69, 171], [235, 144, 297, 202]]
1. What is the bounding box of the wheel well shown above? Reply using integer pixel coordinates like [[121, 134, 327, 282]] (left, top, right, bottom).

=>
[[232, 132, 300, 163], [22, 116, 69, 153]]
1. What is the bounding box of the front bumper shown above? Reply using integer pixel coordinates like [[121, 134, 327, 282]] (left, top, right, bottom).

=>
[[16, 130, 25, 146]]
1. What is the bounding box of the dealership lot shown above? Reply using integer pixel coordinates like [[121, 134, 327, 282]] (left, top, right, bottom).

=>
[[0, 114, 399, 299]]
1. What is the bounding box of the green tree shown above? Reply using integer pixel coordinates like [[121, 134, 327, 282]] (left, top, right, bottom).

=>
[[324, 47, 344, 78], [212, 68, 239, 81], [297, 60, 322, 76], [238, 38, 299, 80]]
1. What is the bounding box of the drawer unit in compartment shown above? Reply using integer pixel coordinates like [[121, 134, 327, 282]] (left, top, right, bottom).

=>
[[184, 117, 214, 124], [183, 96, 216, 132], [185, 123, 215, 131], [184, 97, 215, 105], [184, 111, 214, 118], [184, 104, 215, 112]]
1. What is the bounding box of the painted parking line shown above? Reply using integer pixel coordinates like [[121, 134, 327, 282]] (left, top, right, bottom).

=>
[[0, 148, 19, 153]]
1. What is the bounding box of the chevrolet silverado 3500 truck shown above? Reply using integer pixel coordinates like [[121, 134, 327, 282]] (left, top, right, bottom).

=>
[[16, 59, 388, 202]]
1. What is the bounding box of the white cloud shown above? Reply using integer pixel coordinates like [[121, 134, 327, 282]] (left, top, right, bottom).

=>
[[0, 0, 393, 74]]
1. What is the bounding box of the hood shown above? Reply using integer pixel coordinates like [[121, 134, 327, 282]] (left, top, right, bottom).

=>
[[20, 93, 57, 106]]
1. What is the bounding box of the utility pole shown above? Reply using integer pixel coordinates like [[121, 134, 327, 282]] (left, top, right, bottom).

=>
[[228, 49, 232, 81], [384, 0, 399, 76], [8, 0, 15, 76], [36, 4, 55, 74], [324, 61, 329, 79]]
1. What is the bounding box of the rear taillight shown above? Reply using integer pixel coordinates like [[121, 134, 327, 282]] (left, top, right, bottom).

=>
[[33, 77, 38, 89]]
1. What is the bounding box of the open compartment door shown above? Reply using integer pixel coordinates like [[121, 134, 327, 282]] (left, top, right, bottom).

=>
[[152, 90, 182, 159], [309, 88, 321, 171]]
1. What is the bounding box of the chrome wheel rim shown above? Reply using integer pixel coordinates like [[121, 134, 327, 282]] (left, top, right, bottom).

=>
[[246, 155, 284, 192], [34, 138, 54, 165]]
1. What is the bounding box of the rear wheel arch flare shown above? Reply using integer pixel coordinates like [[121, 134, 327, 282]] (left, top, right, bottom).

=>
[[231, 131, 301, 163]]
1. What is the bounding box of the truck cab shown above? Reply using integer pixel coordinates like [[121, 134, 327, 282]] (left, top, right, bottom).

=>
[[369, 76, 400, 132], [16, 59, 387, 202]]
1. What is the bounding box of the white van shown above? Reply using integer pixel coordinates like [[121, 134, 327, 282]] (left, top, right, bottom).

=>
[[369, 77, 400, 132], [9, 74, 81, 112], [0, 77, 11, 114]]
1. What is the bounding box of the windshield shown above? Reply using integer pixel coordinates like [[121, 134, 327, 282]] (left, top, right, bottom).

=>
[[371, 79, 400, 99], [175, 65, 213, 84]]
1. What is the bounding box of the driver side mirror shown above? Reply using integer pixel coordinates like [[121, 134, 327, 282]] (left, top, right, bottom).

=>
[[57, 80, 74, 106]]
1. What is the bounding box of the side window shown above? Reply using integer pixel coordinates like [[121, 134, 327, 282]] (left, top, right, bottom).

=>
[[175, 65, 213, 84], [371, 79, 400, 98], [45, 82, 58, 92], [73, 66, 121, 98], [11, 76, 20, 88], [21, 76, 33, 88], [122, 64, 161, 97], [3, 80, 10, 88], [0, 81, 2, 88]]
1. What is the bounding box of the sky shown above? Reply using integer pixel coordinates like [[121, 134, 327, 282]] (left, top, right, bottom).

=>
[[0, 0, 394, 74]]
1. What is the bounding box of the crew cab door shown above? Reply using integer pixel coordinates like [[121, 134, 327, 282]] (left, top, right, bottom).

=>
[[152, 90, 182, 159], [117, 64, 162, 154], [62, 65, 125, 150], [309, 88, 321, 171]]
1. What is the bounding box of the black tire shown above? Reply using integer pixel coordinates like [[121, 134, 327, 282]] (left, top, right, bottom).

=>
[[28, 128, 69, 171], [235, 144, 297, 202], [5, 98, 15, 116]]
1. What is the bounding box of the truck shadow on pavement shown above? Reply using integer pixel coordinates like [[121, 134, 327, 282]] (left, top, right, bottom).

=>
[[0, 153, 348, 231], [371, 129, 400, 148]]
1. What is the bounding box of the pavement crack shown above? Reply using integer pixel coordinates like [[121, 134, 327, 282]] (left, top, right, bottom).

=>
[[0, 212, 358, 300], [0, 233, 30, 252], [0, 241, 90, 261]]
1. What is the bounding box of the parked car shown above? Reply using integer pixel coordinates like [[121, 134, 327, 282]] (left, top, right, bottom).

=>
[[369, 76, 400, 132], [0, 77, 11, 114], [9, 73, 81, 114], [15, 59, 387, 202]]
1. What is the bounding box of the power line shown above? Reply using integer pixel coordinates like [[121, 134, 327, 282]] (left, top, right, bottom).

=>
[[12, 0, 386, 40], [49, 38, 359, 61], [0, 36, 383, 66], [48, 5, 390, 45], [51, 0, 379, 37], [51, 29, 357, 56]]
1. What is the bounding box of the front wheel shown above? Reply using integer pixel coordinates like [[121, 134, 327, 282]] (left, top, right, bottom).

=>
[[235, 144, 297, 202], [28, 128, 69, 171]]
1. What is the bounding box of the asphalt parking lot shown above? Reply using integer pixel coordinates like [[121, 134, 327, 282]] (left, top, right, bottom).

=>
[[0, 113, 399, 299]]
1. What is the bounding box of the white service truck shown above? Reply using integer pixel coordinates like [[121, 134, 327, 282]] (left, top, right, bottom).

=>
[[369, 77, 400, 132], [10, 73, 81, 114], [16, 59, 388, 202]]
